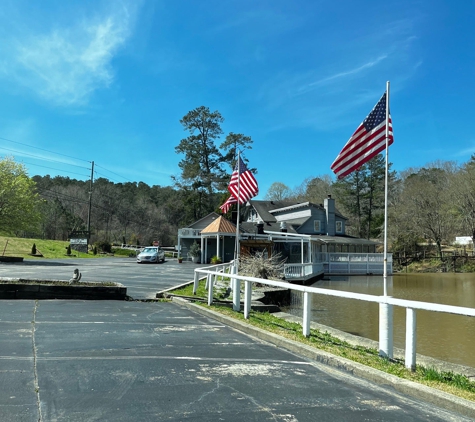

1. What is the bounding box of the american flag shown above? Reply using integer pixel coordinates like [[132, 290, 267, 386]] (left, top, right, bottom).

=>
[[228, 156, 258, 203], [220, 195, 238, 214], [331, 92, 393, 179]]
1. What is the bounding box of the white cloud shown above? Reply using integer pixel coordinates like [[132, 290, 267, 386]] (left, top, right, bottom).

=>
[[1, 4, 135, 106]]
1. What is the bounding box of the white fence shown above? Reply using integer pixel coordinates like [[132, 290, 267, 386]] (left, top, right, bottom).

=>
[[193, 265, 475, 371], [284, 263, 324, 280], [317, 253, 393, 275]]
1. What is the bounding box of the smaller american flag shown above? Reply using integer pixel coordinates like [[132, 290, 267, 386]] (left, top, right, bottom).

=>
[[220, 195, 238, 214], [331, 92, 393, 179], [228, 156, 258, 203]]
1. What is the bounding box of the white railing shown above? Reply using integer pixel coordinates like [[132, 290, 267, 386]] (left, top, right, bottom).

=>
[[178, 228, 201, 237], [314, 253, 393, 275], [284, 263, 324, 280], [193, 266, 475, 371]]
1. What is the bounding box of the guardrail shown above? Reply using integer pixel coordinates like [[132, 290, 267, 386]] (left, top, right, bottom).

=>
[[193, 266, 475, 371]]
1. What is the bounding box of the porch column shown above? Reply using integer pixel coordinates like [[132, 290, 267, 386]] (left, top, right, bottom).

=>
[[217, 234, 220, 260], [200, 236, 204, 264]]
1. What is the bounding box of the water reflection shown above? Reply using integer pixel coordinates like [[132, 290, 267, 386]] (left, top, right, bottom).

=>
[[282, 273, 475, 368]]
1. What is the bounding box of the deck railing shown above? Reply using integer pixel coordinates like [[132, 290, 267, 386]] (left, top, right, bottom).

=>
[[284, 263, 324, 280], [193, 266, 475, 371]]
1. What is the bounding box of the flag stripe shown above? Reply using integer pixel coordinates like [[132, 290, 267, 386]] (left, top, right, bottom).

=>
[[220, 195, 238, 214], [228, 156, 258, 203], [331, 93, 393, 179]]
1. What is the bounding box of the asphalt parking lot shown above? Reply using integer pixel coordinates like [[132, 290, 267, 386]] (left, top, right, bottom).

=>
[[0, 257, 200, 299], [0, 258, 474, 421], [1, 299, 472, 422]]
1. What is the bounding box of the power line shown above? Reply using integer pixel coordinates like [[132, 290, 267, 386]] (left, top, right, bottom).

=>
[[95, 163, 134, 183], [0, 146, 90, 170], [0, 135, 91, 163], [22, 161, 90, 179]]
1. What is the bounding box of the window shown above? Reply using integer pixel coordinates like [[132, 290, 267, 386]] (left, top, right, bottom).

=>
[[314, 220, 321, 232], [336, 221, 343, 233]]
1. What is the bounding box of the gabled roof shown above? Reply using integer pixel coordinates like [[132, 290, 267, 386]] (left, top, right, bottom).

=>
[[248, 199, 347, 221], [189, 212, 220, 229], [247, 200, 297, 223], [201, 216, 237, 234], [269, 202, 324, 214]]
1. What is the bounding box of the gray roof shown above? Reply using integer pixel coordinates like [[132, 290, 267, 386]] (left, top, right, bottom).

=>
[[247, 199, 347, 221], [245, 200, 295, 222]]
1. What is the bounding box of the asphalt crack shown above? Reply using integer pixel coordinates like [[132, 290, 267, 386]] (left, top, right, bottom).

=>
[[32, 300, 42, 422]]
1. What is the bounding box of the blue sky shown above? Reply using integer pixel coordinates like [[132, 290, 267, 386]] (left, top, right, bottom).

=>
[[0, 0, 474, 198]]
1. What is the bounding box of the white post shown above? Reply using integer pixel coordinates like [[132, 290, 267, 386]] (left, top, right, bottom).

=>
[[244, 280, 252, 319], [193, 270, 199, 295], [232, 265, 240, 311], [405, 308, 417, 371], [207, 275, 214, 306], [302, 291, 312, 337], [379, 301, 393, 358]]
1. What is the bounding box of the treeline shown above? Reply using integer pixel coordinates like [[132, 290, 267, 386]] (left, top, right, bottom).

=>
[[32, 175, 190, 247]]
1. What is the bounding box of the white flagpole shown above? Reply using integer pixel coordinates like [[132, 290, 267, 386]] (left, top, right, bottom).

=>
[[379, 80, 393, 359], [234, 151, 241, 264], [232, 151, 242, 311], [383, 81, 390, 292]]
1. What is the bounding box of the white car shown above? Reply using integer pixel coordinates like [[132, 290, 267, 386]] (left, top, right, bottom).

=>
[[137, 247, 165, 264]]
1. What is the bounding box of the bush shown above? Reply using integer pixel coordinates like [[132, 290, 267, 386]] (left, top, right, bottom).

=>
[[94, 240, 112, 253], [189, 242, 201, 257], [239, 251, 286, 280], [210, 255, 222, 265], [31, 243, 36, 255]]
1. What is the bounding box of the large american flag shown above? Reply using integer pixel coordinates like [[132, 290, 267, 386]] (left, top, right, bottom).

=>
[[331, 92, 393, 179], [228, 156, 258, 204]]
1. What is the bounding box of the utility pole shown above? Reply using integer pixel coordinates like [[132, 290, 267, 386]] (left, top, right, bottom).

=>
[[87, 161, 94, 249]]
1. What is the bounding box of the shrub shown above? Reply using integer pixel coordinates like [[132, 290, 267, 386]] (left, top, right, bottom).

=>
[[210, 255, 222, 265], [94, 240, 112, 253], [239, 251, 286, 280], [189, 242, 201, 257]]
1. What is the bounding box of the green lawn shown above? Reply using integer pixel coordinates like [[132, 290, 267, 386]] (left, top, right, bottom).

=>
[[0, 235, 105, 259]]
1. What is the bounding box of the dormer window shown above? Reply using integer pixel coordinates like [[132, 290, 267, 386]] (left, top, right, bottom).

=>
[[314, 220, 321, 232]]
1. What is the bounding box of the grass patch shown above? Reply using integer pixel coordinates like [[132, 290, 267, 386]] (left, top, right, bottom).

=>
[[171, 280, 475, 402], [0, 236, 138, 260]]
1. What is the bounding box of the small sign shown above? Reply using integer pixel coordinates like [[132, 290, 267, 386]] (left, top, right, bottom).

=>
[[70, 238, 87, 244], [153, 241, 159, 246]]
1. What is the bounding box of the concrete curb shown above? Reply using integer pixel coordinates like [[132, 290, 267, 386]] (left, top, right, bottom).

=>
[[0, 278, 127, 300], [172, 297, 475, 420]]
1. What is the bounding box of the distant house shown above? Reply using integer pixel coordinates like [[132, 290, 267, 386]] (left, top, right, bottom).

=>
[[241, 196, 378, 255], [177, 195, 389, 277]]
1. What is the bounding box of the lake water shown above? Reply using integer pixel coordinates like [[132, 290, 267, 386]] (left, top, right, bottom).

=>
[[282, 273, 475, 368]]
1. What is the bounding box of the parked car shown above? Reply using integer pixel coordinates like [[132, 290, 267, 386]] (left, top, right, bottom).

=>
[[137, 246, 165, 264]]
